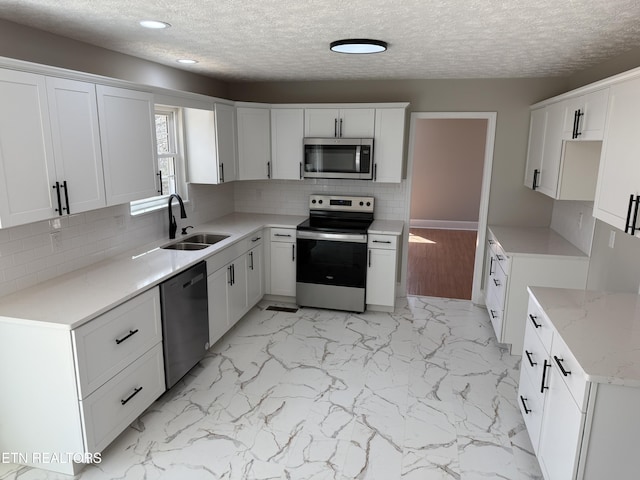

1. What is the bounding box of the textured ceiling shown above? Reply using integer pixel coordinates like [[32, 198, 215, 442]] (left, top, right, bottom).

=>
[[1, 0, 640, 81]]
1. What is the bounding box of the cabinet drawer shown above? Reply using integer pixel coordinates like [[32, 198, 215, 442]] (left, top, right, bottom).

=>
[[487, 235, 510, 272], [518, 364, 544, 454], [486, 293, 503, 341], [522, 317, 547, 391], [486, 256, 507, 308], [527, 296, 553, 353], [73, 288, 162, 398], [550, 332, 589, 411], [80, 343, 165, 453], [368, 234, 397, 249], [270, 227, 295, 242]]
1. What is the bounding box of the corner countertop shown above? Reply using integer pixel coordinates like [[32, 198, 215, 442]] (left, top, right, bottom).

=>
[[489, 225, 587, 259], [368, 220, 404, 236], [0, 213, 305, 331], [529, 286, 640, 387]]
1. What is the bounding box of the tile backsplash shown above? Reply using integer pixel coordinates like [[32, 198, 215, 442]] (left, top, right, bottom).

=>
[[550, 200, 596, 255], [0, 183, 234, 297]]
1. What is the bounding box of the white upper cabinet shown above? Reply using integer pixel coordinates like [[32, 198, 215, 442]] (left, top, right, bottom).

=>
[[0, 71, 106, 228], [46, 77, 106, 215], [373, 108, 406, 183], [215, 103, 238, 183], [304, 108, 375, 137], [96, 85, 158, 205], [0, 70, 58, 228], [594, 76, 640, 234], [237, 106, 271, 180], [537, 101, 565, 198], [524, 107, 547, 192], [271, 108, 303, 180], [561, 88, 609, 141]]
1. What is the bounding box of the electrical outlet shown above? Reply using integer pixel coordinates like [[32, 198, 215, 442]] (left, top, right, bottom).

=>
[[50, 231, 62, 251], [50, 218, 62, 230], [578, 212, 583, 229], [608, 230, 616, 249]]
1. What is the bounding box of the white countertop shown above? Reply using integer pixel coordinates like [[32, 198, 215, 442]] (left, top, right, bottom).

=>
[[489, 225, 587, 259], [368, 219, 404, 235], [0, 213, 305, 331], [529, 286, 640, 387]]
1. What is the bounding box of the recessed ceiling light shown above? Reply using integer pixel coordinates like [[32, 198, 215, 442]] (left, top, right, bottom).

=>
[[330, 39, 388, 54], [176, 59, 198, 65], [139, 20, 171, 29]]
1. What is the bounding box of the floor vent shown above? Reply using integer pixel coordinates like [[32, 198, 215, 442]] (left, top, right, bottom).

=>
[[266, 305, 299, 313]]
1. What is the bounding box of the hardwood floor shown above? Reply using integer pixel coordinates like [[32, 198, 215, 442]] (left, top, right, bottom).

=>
[[406, 227, 477, 300]]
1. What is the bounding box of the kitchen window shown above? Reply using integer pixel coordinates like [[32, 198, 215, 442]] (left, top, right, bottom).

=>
[[130, 106, 187, 215]]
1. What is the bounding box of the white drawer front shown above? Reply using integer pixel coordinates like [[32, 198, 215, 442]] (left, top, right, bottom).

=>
[[73, 288, 161, 398], [486, 256, 507, 308], [550, 332, 589, 411], [518, 364, 544, 454], [80, 343, 165, 453], [486, 292, 503, 341], [270, 227, 295, 242], [527, 296, 553, 354], [487, 236, 510, 272], [368, 234, 397, 250], [522, 317, 547, 391]]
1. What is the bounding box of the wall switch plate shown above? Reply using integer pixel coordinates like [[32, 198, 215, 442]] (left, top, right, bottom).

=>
[[608, 230, 616, 249], [50, 218, 62, 230]]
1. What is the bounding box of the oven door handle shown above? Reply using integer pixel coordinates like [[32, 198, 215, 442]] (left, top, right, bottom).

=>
[[296, 231, 368, 243]]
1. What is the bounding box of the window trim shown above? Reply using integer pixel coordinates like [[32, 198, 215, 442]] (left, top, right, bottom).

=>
[[130, 106, 188, 216]]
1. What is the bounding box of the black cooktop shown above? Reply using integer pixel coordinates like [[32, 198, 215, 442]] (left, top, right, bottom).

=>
[[297, 212, 373, 234]]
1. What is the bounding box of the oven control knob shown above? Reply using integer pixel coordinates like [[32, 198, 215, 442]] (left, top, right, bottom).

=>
[[359, 201, 364, 206], [318, 199, 323, 204], [366, 201, 371, 207], [311, 199, 316, 204]]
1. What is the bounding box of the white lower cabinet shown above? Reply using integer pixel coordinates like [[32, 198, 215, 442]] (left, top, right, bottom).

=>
[[366, 233, 400, 311], [0, 287, 164, 475], [268, 228, 296, 297], [520, 290, 640, 480], [206, 233, 265, 346]]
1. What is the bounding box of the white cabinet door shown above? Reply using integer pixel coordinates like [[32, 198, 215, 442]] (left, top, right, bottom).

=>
[[366, 247, 396, 308], [270, 239, 296, 297], [246, 244, 264, 308], [215, 103, 238, 183], [373, 108, 405, 183], [228, 255, 248, 327], [96, 85, 158, 205], [538, 364, 586, 480], [46, 77, 106, 215], [594, 77, 640, 233], [562, 88, 609, 141], [237, 107, 271, 180], [208, 266, 230, 346], [0, 69, 57, 227], [524, 107, 547, 191], [537, 101, 564, 198], [304, 108, 375, 138], [271, 108, 303, 180]]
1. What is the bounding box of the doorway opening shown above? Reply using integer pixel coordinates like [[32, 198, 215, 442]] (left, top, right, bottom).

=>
[[404, 113, 496, 303]]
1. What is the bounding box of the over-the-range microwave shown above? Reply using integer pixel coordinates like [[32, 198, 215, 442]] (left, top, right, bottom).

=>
[[303, 137, 373, 180]]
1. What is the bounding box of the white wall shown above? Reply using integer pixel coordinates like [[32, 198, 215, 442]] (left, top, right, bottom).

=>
[[550, 200, 596, 256]]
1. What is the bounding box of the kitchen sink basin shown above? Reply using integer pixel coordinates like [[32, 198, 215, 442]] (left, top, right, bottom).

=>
[[161, 233, 230, 251]]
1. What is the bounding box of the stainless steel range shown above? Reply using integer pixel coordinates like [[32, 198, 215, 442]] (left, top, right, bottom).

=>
[[296, 194, 374, 312]]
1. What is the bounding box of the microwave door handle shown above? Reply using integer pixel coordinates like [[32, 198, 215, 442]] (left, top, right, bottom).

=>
[[355, 145, 361, 174]]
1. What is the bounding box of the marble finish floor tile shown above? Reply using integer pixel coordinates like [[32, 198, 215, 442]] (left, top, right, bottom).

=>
[[0, 296, 543, 480]]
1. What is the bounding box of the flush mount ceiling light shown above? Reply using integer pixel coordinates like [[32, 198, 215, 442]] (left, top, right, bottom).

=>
[[330, 39, 387, 54], [176, 59, 198, 64], [139, 20, 171, 29]]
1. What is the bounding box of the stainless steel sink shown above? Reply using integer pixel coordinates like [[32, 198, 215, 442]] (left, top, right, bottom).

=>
[[161, 233, 230, 251], [182, 233, 230, 244]]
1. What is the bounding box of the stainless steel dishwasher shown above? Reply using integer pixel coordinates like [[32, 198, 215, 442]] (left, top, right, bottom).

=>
[[160, 261, 209, 389]]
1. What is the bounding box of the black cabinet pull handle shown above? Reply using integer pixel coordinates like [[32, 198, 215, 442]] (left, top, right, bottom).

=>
[[373, 163, 378, 181], [525, 350, 537, 367], [572, 110, 579, 139], [292, 244, 295, 261], [632, 195, 640, 235], [156, 171, 163, 195], [232, 263, 235, 285], [368, 249, 371, 268], [575, 109, 583, 138], [220, 164, 225, 183], [554, 355, 572, 376], [299, 162, 303, 179], [61, 180, 70, 214], [490, 309, 498, 319], [493, 278, 501, 287], [496, 254, 505, 261], [334, 118, 338, 137], [120, 386, 143, 406], [625, 194, 635, 234], [115, 329, 139, 345], [274, 233, 292, 237], [228, 265, 233, 286], [339, 118, 343, 137], [489, 256, 495, 275], [532, 168, 540, 190], [251, 236, 262, 242], [267, 161, 271, 179], [529, 314, 541, 328], [249, 251, 254, 270], [541, 359, 550, 393], [520, 395, 532, 414], [53, 182, 63, 215], [372, 240, 392, 244]]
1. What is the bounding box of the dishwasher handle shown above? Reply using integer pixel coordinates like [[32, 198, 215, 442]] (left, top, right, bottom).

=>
[[183, 272, 205, 288]]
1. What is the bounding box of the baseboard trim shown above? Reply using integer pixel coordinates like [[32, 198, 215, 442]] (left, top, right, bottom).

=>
[[410, 219, 478, 231]]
